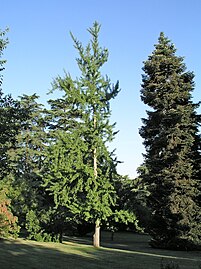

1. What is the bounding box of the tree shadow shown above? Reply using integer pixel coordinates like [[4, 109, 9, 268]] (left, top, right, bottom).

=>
[[0, 238, 97, 269], [0, 234, 200, 269], [64, 232, 201, 264]]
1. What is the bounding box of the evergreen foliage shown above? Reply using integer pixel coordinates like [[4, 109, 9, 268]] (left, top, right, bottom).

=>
[[6, 94, 67, 242], [140, 32, 201, 250], [0, 29, 26, 179], [0, 29, 20, 238], [0, 28, 9, 90], [8, 94, 46, 227]]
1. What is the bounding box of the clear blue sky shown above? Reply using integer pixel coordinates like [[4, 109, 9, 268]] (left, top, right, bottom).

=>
[[1, 0, 201, 178]]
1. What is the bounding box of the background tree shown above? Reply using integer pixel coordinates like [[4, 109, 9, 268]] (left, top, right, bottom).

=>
[[0, 29, 23, 178], [0, 28, 8, 91], [44, 22, 120, 247], [103, 173, 148, 240], [0, 28, 22, 238], [8, 94, 46, 230], [113, 169, 150, 232], [139, 32, 201, 250]]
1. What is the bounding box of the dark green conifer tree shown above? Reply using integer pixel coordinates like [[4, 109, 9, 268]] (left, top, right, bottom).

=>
[[140, 32, 201, 250], [7, 94, 64, 242], [8, 94, 46, 228], [0, 29, 23, 178]]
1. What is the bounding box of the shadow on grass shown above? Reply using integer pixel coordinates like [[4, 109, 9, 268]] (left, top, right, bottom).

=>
[[0, 233, 201, 269], [0, 238, 97, 269], [64, 232, 201, 268]]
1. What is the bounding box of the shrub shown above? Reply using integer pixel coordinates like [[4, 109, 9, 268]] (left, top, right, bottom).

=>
[[0, 189, 20, 238]]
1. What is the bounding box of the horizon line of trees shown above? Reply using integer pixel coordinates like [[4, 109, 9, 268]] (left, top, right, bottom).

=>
[[0, 22, 200, 250]]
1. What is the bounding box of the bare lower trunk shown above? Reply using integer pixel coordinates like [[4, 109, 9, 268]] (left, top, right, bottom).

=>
[[59, 231, 63, 243], [93, 113, 100, 247], [93, 219, 100, 247], [94, 147, 97, 178]]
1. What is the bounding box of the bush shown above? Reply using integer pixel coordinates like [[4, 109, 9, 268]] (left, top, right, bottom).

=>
[[0, 189, 20, 238], [25, 210, 59, 242]]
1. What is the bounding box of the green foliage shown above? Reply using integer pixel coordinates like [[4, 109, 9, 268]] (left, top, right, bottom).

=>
[[25, 210, 42, 241], [0, 28, 29, 239], [140, 32, 201, 250], [113, 209, 136, 224], [44, 22, 120, 234], [7, 94, 47, 230], [0, 28, 9, 89], [105, 174, 149, 233], [25, 209, 64, 242], [0, 188, 20, 238], [0, 31, 26, 179], [0, 95, 25, 177]]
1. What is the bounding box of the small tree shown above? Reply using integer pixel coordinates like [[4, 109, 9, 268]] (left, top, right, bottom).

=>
[[0, 188, 19, 238]]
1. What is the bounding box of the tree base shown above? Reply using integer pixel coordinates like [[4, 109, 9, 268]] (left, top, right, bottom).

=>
[[93, 221, 100, 248]]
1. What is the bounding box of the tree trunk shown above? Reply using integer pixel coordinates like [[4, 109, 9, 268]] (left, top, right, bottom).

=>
[[93, 219, 100, 247], [94, 147, 98, 177], [93, 113, 98, 178], [59, 229, 63, 243], [111, 231, 114, 241], [92, 113, 100, 247]]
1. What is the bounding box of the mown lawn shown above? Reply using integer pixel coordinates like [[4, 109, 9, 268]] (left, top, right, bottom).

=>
[[0, 232, 200, 269]]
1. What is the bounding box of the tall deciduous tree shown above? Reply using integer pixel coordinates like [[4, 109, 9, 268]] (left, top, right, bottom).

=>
[[140, 32, 201, 250], [44, 22, 120, 247]]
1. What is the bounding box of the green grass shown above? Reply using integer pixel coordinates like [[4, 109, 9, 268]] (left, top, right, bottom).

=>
[[0, 232, 200, 269]]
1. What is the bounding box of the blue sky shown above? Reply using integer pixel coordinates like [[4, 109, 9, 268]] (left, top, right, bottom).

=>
[[1, 0, 201, 178]]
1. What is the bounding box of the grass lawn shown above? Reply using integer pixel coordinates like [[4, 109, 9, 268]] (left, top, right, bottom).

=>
[[0, 232, 201, 269]]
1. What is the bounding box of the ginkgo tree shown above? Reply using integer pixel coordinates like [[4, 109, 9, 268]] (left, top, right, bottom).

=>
[[44, 22, 125, 247]]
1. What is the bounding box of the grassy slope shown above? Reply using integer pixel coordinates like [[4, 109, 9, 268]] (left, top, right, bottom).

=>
[[0, 232, 200, 269]]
